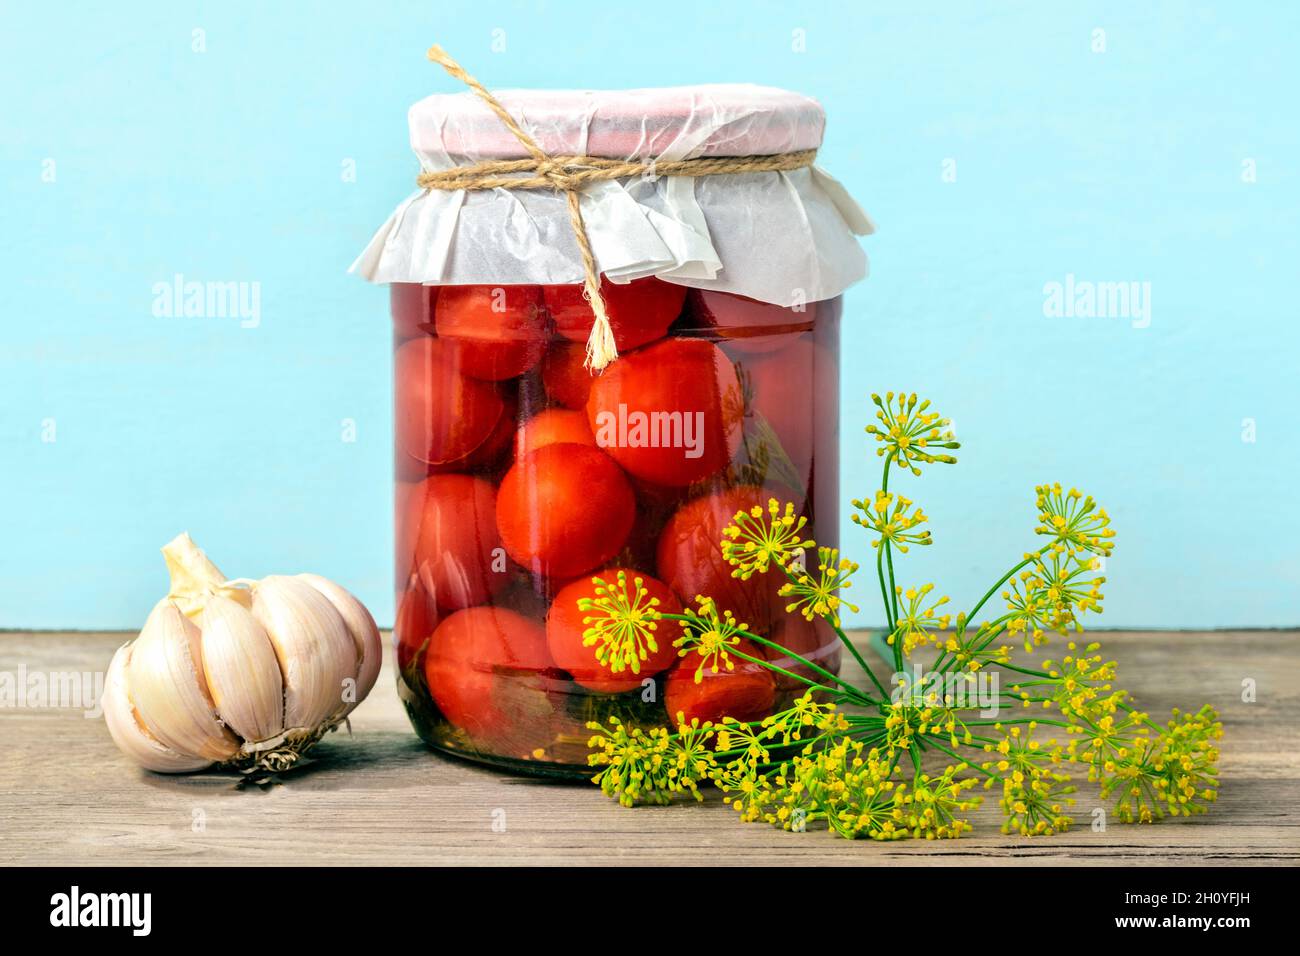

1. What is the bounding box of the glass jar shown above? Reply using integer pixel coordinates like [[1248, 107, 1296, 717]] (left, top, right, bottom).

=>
[[354, 75, 872, 777], [391, 281, 842, 777]]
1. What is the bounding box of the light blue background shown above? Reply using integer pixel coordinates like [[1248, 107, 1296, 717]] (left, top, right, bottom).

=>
[[3, 2, 1297, 630]]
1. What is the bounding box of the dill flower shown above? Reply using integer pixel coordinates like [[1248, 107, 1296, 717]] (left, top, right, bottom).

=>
[[866, 392, 960, 475], [720, 498, 813, 578], [935, 615, 1011, 672], [666, 715, 718, 802], [982, 723, 1077, 835], [1034, 483, 1116, 557], [578, 570, 665, 675], [905, 764, 981, 839], [1023, 547, 1106, 624], [717, 717, 773, 765], [821, 745, 908, 840], [765, 694, 849, 744], [711, 719, 776, 819], [892, 688, 974, 746], [673, 596, 747, 681], [778, 547, 861, 627], [717, 764, 775, 822], [586, 717, 676, 807], [1100, 706, 1222, 823], [888, 583, 951, 656], [795, 746, 979, 841], [851, 491, 932, 552], [883, 701, 928, 753], [1002, 569, 1071, 651], [1040, 642, 1122, 724], [999, 766, 1076, 836]]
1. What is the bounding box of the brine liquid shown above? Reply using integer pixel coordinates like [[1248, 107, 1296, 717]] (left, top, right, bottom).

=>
[[392, 281, 841, 778]]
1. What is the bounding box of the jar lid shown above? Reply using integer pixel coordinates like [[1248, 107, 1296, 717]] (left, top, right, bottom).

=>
[[353, 81, 873, 307], [410, 84, 826, 161]]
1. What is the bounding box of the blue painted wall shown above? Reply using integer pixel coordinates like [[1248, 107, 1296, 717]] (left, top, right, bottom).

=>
[[3, 1, 1297, 629]]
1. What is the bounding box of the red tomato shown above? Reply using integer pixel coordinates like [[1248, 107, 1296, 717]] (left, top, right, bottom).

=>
[[656, 486, 788, 634], [540, 340, 594, 410], [684, 289, 818, 355], [761, 614, 842, 694], [586, 338, 743, 486], [435, 285, 548, 380], [424, 606, 555, 741], [395, 337, 507, 471], [514, 408, 595, 459], [396, 390, 518, 483], [732, 335, 819, 497], [391, 283, 437, 341], [545, 277, 685, 352], [546, 567, 682, 693], [464, 391, 517, 472], [403, 474, 508, 611], [663, 639, 776, 726], [496, 443, 635, 580], [394, 575, 438, 673]]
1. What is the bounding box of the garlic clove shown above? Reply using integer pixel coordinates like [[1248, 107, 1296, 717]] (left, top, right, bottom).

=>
[[199, 593, 286, 744], [251, 575, 357, 729], [297, 573, 383, 715], [126, 602, 241, 762], [103, 643, 214, 773]]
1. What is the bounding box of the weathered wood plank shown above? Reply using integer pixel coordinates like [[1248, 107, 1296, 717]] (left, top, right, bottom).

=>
[[1, 630, 1295, 866]]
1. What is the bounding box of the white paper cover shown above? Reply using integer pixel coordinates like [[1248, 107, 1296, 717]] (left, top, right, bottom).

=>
[[351, 84, 874, 306]]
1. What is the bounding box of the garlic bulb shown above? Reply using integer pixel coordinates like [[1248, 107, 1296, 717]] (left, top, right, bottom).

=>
[[104, 533, 382, 774]]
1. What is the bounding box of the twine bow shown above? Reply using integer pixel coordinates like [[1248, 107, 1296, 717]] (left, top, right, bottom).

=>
[[419, 45, 818, 370]]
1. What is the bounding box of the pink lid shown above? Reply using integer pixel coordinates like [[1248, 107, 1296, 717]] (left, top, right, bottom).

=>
[[408, 84, 826, 161]]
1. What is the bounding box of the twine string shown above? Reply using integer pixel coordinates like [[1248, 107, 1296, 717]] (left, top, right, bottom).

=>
[[420, 44, 817, 370]]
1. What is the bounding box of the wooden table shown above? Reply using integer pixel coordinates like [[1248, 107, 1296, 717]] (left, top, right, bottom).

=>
[[1, 630, 1295, 866]]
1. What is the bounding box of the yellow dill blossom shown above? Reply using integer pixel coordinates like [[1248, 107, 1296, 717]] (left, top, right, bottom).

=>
[[1034, 483, 1116, 557], [673, 596, 747, 681], [710, 698, 856, 828], [666, 715, 718, 802], [578, 570, 665, 675], [778, 547, 861, 627], [1030, 547, 1107, 619], [981, 723, 1077, 835], [1002, 567, 1073, 651], [717, 765, 775, 822], [1100, 706, 1222, 823], [892, 679, 976, 746], [764, 694, 849, 744], [717, 717, 773, 765], [934, 614, 1008, 672], [585, 718, 676, 807], [798, 742, 907, 840], [711, 719, 776, 819], [720, 498, 813, 579], [905, 764, 981, 839], [1038, 642, 1122, 724], [866, 391, 959, 475], [851, 490, 932, 552], [882, 701, 930, 753], [888, 583, 952, 656]]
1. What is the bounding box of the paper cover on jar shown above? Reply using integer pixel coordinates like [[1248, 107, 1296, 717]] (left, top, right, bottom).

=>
[[351, 84, 874, 307]]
